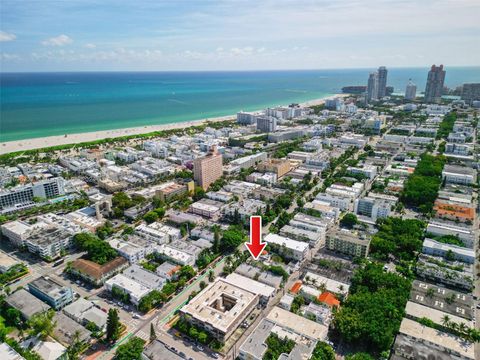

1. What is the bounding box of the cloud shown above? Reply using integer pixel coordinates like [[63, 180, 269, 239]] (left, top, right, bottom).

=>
[[84, 43, 96, 49], [0, 31, 16, 42], [42, 34, 73, 46]]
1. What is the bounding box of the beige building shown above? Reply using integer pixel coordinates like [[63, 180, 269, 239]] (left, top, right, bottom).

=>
[[326, 230, 370, 258], [258, 158, 291, 178], [193, 147, 223, 190], [180, 278, 259, 341], [155, 181, 193, 202]]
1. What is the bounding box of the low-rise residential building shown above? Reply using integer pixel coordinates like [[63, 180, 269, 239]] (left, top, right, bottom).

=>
[[257, 158, 291, 178], [265, 233, 309, 261], [392, 318, 475, 360], [6, 288, 51, 320], [122, 264, 166, 290], [433, 199, 475, 223], [156, 244, 195, 266], [180, 278, 259, 341], [0, 251, 21, 273], [238, 307, 328, 360], [189, 198, 224, 219], [20, 337, 67, 360], [155, 262, 181, 280], [28, 276, 74, 310], [326, 229, 370, 258], [69, 257, 128, 286], [0, 342, 24, 360], [224, 273, 276, 305], [234, 264, 283, 289], [53, 313, 91, 347], [426, 221, 475, 248], [422, 238, 475, 264], [280, 225, 324, 247], [303, 272, 350, 297], [1, 220, 48, 247], [154, 182, 192, 202], [347, 165, 377, 180], [25, 227, 73, 260], [63, 298, 108, 330], [105, 273, 151, 306], [246, 172, 277, 186], [405, 301, 474, 329], [224, 152, 267, 174], [442, 165, 476, 185], [354, 197, 391, 221], [224, 199, 267, 221], [339, 133, 367, 148]]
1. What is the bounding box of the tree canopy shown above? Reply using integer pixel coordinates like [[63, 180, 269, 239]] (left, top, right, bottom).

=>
[[333, 263, 411, 356], [73, 233, 118, 265], [400, 154, 445, 213], [114, 336, 145, 360], [370, 217, 425, 261]]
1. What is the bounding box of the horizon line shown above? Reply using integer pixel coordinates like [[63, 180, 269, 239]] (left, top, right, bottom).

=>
[[2, 64, 480, 74]]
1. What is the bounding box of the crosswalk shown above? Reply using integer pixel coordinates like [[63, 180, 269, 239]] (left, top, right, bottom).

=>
[[136, 330, 149, 341], [127, 319, 140, 329]]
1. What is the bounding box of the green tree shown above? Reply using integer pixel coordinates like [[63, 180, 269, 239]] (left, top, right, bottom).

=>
[[193, 186, 206, 201], [73, 233, 118, 265], [311, 341, 335, 360], [143, 211, 159, 224], [66, 330, 84, 360], [220, 225, 245, 251], [208, 270, 215, 282], [340, 213, 358, 228], [114, 336, 145, 360], [150, 323, 156, 342], [28, 310, 56, 340], [106, 309, 121, 342]]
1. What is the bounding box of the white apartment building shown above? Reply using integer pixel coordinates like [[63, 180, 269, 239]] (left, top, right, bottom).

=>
[[105, 274, 151, 306], [347, 165, 377, 180], [442, 165, 476, 185], [264, 233, 309, 261]]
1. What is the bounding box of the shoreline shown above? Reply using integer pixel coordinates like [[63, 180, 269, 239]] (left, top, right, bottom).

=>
[[0, 94, 344, 154]]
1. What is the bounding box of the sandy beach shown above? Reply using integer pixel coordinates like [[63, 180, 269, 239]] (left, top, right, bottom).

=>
[[0, 95, 344, 154]]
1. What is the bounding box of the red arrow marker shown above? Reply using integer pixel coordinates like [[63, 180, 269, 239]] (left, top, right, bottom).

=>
[[245, 216, 267, 260]]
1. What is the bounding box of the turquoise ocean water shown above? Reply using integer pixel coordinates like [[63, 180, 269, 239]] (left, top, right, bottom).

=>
[[1, 67, 479, 142]]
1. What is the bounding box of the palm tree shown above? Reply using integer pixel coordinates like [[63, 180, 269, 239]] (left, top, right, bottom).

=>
[[426, 288, 435, 298], [458, 322, 468, 335], [441, 315, 450, 328], [449, 321, 459, 332]]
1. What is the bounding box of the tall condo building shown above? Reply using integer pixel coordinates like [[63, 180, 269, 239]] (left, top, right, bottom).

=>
[[405, 79, 417, 101], [424, 64, 446, 103], [366, 72, 378, 102], [256, 116, 277, 133], [193, 146, 223, 190], [377, 66, 388, 98]]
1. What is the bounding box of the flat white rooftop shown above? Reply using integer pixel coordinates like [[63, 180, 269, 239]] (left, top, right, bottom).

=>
[[399, 318, 475, 360], [264, 233, 309, 252], [224, 273, 275, 299], [405, 301, 474, 328], [266, 306, 328, 341]]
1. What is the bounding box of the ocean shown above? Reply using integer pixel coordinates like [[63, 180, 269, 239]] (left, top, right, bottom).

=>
[[1, 67, 479, 142]]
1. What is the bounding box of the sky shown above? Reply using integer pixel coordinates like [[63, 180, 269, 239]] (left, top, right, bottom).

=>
[[1, 0, 479, 72]]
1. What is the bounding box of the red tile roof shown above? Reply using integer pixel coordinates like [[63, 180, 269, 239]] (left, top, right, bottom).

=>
[[290, 281, 302, 294], [318, 291, 340, 308]]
